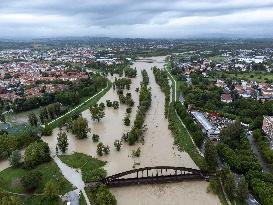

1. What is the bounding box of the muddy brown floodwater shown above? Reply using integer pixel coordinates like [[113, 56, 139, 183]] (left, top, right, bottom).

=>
[[42, 56, 220, 205], [0, 160, 10, 172]]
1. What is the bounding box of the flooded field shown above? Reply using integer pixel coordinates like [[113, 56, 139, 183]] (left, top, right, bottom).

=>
[[42, 56, 220, 205]]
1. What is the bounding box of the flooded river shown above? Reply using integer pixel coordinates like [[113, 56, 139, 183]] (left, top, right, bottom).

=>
[[42, 56, 220, 205]]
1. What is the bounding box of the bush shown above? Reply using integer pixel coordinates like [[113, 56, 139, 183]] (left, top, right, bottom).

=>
[[8, 150, 21, 167], [43, 180, 59, 201], [21, 170, 42, 192], [86, 185, 116, 205], [42, 125, 53, 136], [0, 134, 19, 160]]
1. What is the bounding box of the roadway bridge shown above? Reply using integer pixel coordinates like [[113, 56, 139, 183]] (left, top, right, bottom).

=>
[[87, 166, 213, 187]]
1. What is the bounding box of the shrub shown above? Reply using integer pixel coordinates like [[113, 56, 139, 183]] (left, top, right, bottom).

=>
[[8, 150, 21, 167], [42, 125, 53, 136], [21, 170, 42, 192]]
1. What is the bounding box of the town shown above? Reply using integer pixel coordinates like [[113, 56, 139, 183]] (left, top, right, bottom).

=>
[[0, 38, 273, 205]]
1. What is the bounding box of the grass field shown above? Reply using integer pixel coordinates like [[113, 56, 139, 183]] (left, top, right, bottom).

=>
[[47, 80, 112, 129], [0, 160, 73, 194], [59, 152, 107, 183], [80, 191, 87, 205], [208, 56, 227, 63], [209, 71, 273, 83], [165, 62, 179, 101], [168, 103, 206, 169]]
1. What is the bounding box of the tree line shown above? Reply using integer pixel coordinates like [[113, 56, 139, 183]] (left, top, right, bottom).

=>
[[125, 70, 152, 145], [153, 67, 171, 118], [214, 122, 273, 204]]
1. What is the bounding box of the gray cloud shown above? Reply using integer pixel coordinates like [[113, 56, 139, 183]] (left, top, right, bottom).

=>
[[0, 0, 273, 38]]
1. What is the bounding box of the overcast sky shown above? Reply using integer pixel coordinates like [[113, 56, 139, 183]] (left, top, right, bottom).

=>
[[1, 0, 273, 38]]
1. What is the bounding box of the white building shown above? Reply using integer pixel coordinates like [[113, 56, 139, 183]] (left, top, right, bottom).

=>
[[191, 111, 220, 141]]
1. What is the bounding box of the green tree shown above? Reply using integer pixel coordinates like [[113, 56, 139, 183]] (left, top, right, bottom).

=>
[[39, 107, 48, 124], [204, 142, 218, 171], [0, 134, 18, 160], [221, 165, 236, 199], [238, 176, 248, 201], [43, 180, 59, 201], [220, 121, 242, 143], [72, 117, 90, 139], [57, 132, 69, 153], [24, 141, 51, 169], [8, 150, 21, 167], [28, 112, 38, 127], [21, 170, 42, 192], [42, 125, 53, 136]]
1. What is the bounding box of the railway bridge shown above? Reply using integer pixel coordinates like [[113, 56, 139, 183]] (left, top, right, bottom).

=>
[[87, 166, 214, 187]]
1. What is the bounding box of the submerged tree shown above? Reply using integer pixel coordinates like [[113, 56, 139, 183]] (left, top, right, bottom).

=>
[[90, 105, 105, 122], [103, 145, 110, 155], [114, 140, 122, 151], [132, 147, 141, 157], [57, 132, 69, 153], [72, 116, 90, 139], [92, 134, 100, 142], [113, 101, 119, 109], [97, 142, 104, 156], [123, 116, 130, 126], [106, 100, 112, 107], [99, 102, 105, 111]]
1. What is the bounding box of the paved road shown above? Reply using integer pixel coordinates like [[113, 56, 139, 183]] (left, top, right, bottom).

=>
[[247, 194, 260, 205], [54, 157, 91, 205], [247, 132, 271, 173], [47, 82, 109, 126]]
